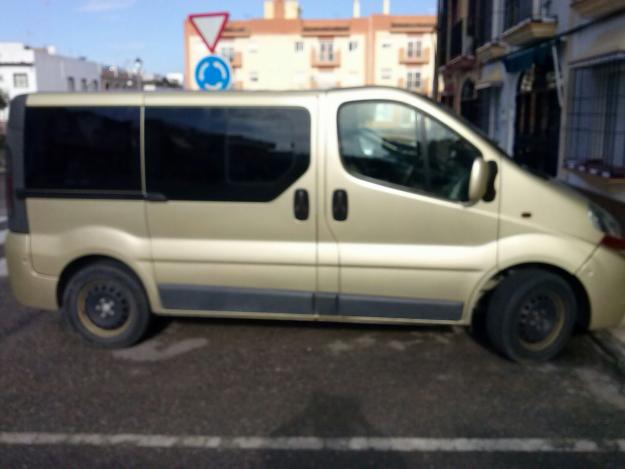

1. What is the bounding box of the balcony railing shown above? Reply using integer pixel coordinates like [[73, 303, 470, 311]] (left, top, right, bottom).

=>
[[571, 0, 625, 18], [504, 0, 534, 31], [399, 47, 430, 64], [310, 48, 341, 68], [229, 52, 242, 69]]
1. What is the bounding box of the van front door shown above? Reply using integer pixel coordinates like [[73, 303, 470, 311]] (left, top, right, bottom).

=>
[[323, 90, 499, 323], [143, 94, 318, 317]]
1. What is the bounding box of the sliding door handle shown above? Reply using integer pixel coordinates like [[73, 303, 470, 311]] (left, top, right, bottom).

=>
[[293, 189, 309, 220], [332, 189, 348, 221]]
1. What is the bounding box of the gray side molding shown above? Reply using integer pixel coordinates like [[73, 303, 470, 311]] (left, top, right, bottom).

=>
[[158, 284, 464, 321], [6, 94, 29, 233]]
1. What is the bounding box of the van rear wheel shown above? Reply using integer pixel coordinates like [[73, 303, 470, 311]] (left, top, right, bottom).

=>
[[486, 269, 576, 363], [62, 261, 151, 348]]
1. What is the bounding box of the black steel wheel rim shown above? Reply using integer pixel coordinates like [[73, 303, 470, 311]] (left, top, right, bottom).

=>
[[83, 283, 131, 330], [517, 291, 563, 347]]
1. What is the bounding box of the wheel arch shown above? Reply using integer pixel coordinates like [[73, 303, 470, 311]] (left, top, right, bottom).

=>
[[469, 262, 591, 331], [56, 255, 150, 309]]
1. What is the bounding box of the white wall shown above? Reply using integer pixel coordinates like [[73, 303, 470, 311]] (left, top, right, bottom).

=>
[[34, 49, 100, 92]]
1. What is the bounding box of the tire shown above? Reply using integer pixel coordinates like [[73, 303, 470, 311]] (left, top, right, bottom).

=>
[[62, 261, 151, 348], [486, 269, 577, 363]]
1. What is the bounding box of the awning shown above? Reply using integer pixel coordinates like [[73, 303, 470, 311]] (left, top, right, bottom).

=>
[[503, 40, 559, 73]]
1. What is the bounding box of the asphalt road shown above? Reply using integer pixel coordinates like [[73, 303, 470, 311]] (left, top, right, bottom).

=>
[[1, 249, 625, 468]]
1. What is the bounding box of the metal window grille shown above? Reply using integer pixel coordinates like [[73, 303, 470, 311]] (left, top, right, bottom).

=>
[[565, 59, 625, 176]]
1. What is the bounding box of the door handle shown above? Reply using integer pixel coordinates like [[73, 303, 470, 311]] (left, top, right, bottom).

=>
[[293, 189, 309, 220], [332, 189, 348, 221]]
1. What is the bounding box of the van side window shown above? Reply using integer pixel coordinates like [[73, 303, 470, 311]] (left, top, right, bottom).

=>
[[338, 101, 481, 202], [145, 107, 310, 202], [25, 107, 141, 192]]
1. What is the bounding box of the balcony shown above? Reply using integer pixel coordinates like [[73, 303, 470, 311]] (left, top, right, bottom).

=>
[[571, 0, 625, 18], [502, 0, 557, 46], [229, 52, 242, 69], [501, 19, 557, 46], [443, 19, 475, 71], [475, 42, 507, 63], [399, 47, 430, 65], [310, 48, 341, 69]]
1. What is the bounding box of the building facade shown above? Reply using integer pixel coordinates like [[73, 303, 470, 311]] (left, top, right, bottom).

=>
[[437, 0, 625, 203], [184, 0, 437, 95], [0, 43, 101, 123]]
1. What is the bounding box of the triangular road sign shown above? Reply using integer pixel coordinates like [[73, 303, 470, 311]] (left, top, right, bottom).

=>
[[189, 12, 230, 53]]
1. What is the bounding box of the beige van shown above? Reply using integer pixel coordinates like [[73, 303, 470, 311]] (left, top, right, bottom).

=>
[[5, 87, 625, 362]]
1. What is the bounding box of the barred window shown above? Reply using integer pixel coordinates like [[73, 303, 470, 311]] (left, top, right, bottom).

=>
[[565, 59, 625, 178]]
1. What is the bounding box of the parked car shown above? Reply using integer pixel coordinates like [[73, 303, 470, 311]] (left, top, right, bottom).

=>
[[5, 87, 625, 362]]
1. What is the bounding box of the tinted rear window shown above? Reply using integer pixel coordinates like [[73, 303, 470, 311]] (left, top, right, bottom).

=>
[[25, 107, 141, 192], [145, 107, 310, 201]]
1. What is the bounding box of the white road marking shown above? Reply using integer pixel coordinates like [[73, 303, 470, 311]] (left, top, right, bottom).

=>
[[0, 258, 7, 277], [0, 433, 624, 452]]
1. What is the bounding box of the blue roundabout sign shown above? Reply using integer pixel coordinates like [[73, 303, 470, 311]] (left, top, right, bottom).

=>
[[195, 55, 231, 91]]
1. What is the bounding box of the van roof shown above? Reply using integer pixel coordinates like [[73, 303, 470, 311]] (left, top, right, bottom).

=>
[[24, 86, 420, 106]]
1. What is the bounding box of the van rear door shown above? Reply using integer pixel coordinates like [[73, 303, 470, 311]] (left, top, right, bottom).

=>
[[143, 94, 319, 317]]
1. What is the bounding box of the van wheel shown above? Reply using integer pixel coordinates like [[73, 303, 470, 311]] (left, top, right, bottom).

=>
[[486, 269, 576, 363], [62, 261, 151, 348]]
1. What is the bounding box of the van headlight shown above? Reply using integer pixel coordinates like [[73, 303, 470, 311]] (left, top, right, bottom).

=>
[[588, 203, 622, 237]]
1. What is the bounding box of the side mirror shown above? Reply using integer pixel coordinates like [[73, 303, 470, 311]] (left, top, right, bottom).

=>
[[468, 158, 490, 203]]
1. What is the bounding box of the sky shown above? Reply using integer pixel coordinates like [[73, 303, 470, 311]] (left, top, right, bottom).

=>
[[1, 0, 436, 75]]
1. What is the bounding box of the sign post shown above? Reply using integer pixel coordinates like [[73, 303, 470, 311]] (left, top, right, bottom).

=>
[[188, 12, 231, 91]]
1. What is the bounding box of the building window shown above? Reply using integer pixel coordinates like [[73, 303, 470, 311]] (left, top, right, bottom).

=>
[[320, 41, 335, 62], [503, 0, 533, 31], [92, 80, 99, 91], [476, 87, 493, 134], [67, 77, 75, 92], [382, 43, 392, 49], [295, 41, 304, 53], [381, 68, 392, 80], [13, 73, 28, 88], [407, 40, 422, 58], [406, 71, 422, 90], [565, 59, 625, 177], [81, 78, 88, 91], [349, 41, 358, 52], [250, 71, 259, 82]]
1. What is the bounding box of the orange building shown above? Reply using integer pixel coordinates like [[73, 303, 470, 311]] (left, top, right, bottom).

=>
[[184, 0, 436, 94]]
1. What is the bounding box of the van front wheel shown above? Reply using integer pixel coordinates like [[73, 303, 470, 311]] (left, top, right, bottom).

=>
[[62, 261, 151, 348], [486, 269, 577, 363]]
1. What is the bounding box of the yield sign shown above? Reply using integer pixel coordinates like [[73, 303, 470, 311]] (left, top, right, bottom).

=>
[[189, 12, 230, 53]]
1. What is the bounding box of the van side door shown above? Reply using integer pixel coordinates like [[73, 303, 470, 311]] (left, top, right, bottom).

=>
[[323, 89, 499, 323], [143, 94, 319, 317]]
